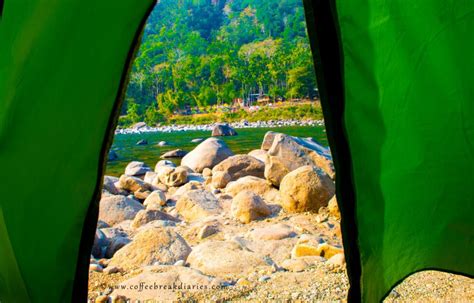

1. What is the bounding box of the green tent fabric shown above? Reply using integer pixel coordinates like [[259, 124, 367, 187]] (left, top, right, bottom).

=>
[[0, 0, 473, 302], [303, 0, 474, 301], [0, 1, 155, 301]]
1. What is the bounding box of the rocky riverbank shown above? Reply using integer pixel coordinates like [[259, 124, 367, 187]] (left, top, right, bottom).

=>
[[91, 131, 341, 302], [115, 119, 324, 135], [90, 131, 473, 302]]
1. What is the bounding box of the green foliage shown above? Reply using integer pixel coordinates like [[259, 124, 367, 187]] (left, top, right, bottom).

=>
[[144, 105, 165, 126], [167, 103, 323, 126], [125, 98, 141, 123], [123, 0, 318, 123]]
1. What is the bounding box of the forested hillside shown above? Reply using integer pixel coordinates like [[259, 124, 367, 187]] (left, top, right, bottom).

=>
[[122, 0, 317, 125]]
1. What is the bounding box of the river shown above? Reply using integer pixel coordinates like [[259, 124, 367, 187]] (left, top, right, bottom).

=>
[[106, 125, 328, 176]]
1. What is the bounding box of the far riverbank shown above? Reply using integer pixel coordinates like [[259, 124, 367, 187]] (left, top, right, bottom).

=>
[[117, 103, 324, 131], [115, 119, 324, 135]]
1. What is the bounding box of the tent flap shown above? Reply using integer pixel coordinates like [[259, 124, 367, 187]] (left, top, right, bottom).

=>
[[0, 1, 154, 301], [304, 0, 474, 301]]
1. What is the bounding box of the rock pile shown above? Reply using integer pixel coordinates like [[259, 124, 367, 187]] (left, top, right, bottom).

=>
[[211, 123, 238, 136], [115, 119, 325, 135], [92, 131, 342, 302]]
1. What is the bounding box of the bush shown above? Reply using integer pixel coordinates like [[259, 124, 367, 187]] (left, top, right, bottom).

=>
[[168, 103, 323, 125], [118, 102, 323, 127]]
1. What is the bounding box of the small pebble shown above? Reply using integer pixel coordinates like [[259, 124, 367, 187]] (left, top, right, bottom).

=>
[[103, 266, 121, 274], [259, 275, 271, 282], [237, 278, 252, 286], [97, 258, 109, 267], [110, 295, 128, 303], [89, 264, 103, 272], [95, 295, 109, 303], [174, 260, 185, 266], [390, 289, 401, 298]]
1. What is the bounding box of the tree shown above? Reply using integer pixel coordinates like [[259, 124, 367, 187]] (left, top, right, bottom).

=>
[[122, 0, 318, 121], [125, 98, 141, 123], [144, 104, 165, 125]]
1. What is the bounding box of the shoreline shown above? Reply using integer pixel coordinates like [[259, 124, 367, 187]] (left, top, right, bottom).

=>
[[115, 119, 325, 135]]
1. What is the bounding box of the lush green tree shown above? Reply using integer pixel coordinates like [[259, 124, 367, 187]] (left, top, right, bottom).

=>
[[124, 0, 318, 121], [125, 98, 141, 123], [144, 104, 165, 125]]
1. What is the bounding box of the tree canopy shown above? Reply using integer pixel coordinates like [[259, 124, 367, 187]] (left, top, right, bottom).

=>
[[123, 0, 318, 125]]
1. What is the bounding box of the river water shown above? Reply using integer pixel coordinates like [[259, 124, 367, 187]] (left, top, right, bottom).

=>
[[106, 125, 328, 176]]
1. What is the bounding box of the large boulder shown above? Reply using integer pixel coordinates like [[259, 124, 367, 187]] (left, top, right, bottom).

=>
[[249, 223, 296, 241], [212, 155, 265, 183], [109, 227, 191, 269], [99, 195, 144, 226], [198, 222, 221, 239], [171, 182, 204, 200], [103, 176, 121, 195], [161, 149, 188, 159], [100, 227, 131, 258], [111, 265, 222, 301], [154, 160, 176, 171], [143, 171, 158, 184], [143, 190, 167, 209], [266, 133, 335, 182], [112, 220, 133, 233], [133, 189, 151, 200], [231, 191, 271, 223], [155, 165, 174, 181], [125, 161, 151, 176], [280, 166, 335, 213], [225, 176, 281, 205], [238, 237, 298, 265], [264, 155, 291, 187], [187, 241, 267, 278], [136, 219, 177, 231], [118, 175, 152, 193], [150, 179, 168, 192], [108, 150, 118, 161], [176, 189, 222, 222], [248, 149, 269, 163], [261, 131, 278, 150], [181, 137, 234, 173], [92, 229, 108, 258], [159, 166, 188, 187], [210, 171, 231, 189], [202, 168, 212, 178], [131, 209, 179, 228], [179, 166, 194, 174], [211, 123, 237, 136]]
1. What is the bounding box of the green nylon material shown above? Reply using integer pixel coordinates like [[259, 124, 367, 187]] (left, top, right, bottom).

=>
[[333, 1, 474, 301], [0, 1, 153, 301]]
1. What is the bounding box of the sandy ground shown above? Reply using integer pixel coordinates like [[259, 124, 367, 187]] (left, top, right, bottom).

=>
[[89, 203, 473, 303], [89, 267, 473, 302]]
